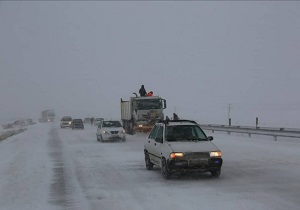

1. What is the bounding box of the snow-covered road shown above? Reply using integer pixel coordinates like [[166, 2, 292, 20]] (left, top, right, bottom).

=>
[[0, 123, 299, 210]]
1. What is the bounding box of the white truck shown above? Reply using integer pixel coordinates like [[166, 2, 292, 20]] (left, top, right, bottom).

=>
[[39, 110, 55, 122], [121, 93, 166, 134]]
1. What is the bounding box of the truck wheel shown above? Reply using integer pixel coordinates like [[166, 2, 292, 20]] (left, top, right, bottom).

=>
[[161, 158, 171, 179], [211, 169, 221, 178], [145, 151, 153, 170]]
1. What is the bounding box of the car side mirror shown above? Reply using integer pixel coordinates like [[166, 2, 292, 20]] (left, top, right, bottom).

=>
[[207, 136, 214, 141]]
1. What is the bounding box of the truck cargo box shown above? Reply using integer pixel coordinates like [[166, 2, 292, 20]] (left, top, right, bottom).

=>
[[121, 101, 131, 120]]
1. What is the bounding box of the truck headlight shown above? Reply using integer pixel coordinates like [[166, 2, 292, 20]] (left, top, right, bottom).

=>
[[170, 152, 185, 159], [210, 151, 222, 158]]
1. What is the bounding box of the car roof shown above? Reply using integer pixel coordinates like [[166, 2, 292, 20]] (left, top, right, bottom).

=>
[[62, 116, 72, 119], [157, 120, 198, 126]]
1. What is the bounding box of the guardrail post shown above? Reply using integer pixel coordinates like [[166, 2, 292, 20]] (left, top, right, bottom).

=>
[[248, 133, 251, 137], [212, 130, 214, 133], [227, 131, 230, 135], [274, 136, 277, 141]]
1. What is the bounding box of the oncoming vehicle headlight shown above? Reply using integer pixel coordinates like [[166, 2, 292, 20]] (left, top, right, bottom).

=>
[[121, 129, 126, 133], [68, 122, 71, 124], [138, 125, 143, 128], [210, 151, 222, 158], [170, 152, 185, 159], [103, 130, 109, 134]]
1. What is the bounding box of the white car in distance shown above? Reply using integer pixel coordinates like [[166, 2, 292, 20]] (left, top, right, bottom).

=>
[[96, 120, 126, 142]]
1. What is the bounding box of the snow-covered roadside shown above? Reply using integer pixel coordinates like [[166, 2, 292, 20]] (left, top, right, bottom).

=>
[[0, 123, 56, 210], [0, 128, 27, 141], [0, 119, 36, 141]]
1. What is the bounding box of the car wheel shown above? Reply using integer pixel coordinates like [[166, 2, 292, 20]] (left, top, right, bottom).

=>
[[211, 169, 221, 178], [96, 135, 100, 142], [161, 158, 171, 179], [145, 151, 153, 170]]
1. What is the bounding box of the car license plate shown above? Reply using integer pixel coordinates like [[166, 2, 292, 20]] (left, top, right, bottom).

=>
[[189, 159, 207, 165]]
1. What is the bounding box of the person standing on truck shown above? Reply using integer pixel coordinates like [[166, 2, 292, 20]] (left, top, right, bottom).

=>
[[139, 85, 147, 97], [147, 91, 153, 96]]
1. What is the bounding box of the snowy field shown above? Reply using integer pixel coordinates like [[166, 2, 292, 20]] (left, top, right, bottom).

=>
[[0, 122, 299, 210]]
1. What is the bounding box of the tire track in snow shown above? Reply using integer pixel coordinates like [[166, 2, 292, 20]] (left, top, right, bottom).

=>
[[48, 127, 90, 210]]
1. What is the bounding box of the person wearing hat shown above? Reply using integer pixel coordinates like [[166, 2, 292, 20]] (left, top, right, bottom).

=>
[[139, 85, 147, 97]]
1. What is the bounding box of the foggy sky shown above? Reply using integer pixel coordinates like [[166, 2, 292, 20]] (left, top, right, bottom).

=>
[[1, 1, 300, 127]]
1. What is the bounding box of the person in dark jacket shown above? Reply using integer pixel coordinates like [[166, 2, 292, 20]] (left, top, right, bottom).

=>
[[139, 85, 147, 97]]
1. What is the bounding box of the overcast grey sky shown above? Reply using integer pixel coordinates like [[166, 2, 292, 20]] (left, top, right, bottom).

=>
[[1, 1, 300, 127]]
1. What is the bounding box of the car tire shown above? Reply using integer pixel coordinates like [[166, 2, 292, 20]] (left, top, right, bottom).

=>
[[96, 135, 100, 142], [211, 169, 221, 178], [145, 151, 153, 170], [161, 158, 171, 179]]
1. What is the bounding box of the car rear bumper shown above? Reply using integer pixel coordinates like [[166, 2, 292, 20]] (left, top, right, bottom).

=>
[[72, 125, 84, 129]]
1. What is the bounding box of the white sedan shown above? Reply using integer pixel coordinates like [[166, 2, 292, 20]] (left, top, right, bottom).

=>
[[96, 120, 126, 142]]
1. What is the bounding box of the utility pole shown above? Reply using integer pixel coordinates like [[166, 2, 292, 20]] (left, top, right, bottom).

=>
[[227, 104, 231, 121], [228, 104, 231, 126]]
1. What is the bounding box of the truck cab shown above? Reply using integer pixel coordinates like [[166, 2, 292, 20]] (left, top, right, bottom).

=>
[[121, 95, 166, 134]]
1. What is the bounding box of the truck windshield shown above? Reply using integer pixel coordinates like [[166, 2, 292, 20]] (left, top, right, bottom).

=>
[[136, 99, 162, 110]]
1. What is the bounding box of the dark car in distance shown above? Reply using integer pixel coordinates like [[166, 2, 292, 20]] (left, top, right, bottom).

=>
[[71, 119, 84, 130]]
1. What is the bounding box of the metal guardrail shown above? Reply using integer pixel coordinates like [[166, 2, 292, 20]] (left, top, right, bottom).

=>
[[199, 124, 300, 141]]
